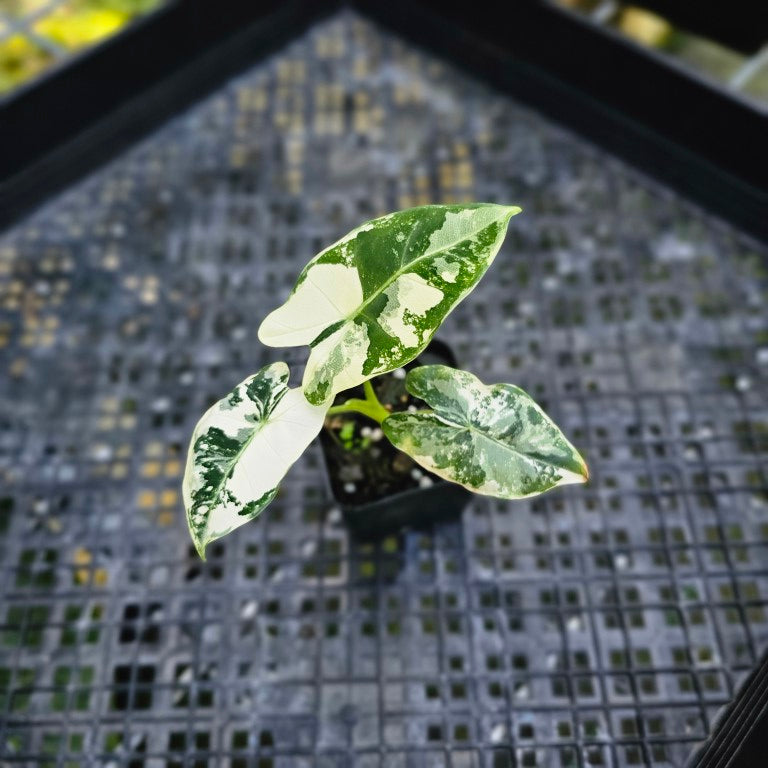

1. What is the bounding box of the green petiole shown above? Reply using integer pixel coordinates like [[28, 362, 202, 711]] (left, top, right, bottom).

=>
[[326, 378, 389, 424]]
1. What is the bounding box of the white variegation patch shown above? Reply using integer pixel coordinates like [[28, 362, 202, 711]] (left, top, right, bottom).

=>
[[182, 363, 328, 558], [378, 273, 443, 348], [432, 256, 460, 283], [302, 320, 371, 404], [423, 205, 509, 257], [382, 365, 588, 500], [258, 264, 364, 346], [258, 203, 522, 404]]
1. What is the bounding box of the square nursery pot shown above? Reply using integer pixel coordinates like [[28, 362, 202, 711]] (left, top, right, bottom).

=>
[[319, 339, 472, 539]]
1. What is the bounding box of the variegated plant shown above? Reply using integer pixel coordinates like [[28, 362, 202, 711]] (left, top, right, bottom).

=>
[[183, 203, 588, 557]]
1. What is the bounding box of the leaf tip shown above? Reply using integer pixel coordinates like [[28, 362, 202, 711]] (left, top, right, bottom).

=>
[[568, 453, 590, 486], [491, 203, 521, 222]]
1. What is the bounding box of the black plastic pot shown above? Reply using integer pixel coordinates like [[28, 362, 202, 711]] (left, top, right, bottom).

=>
[[319, 339, 472, 539]]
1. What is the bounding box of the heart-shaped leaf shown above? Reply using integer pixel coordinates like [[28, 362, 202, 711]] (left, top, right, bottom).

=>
[[258, 204, 520, 404], [382, 365, 588, 499], [182, 363, 328, 558]]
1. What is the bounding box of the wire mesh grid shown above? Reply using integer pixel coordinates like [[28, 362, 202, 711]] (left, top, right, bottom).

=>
[[1, 10, 767, 767]]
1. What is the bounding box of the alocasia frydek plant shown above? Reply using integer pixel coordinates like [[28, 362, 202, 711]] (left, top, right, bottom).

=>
[[183, 203, 588, 558]]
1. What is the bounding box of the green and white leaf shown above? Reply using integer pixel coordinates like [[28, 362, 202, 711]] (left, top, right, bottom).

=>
[[382, 365, 588, 499], [258, 203, 521, 405], [182, 363, 328, 558]]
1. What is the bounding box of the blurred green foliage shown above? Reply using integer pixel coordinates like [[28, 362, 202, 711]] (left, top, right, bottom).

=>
[[0, 0, 164, 95], [556, 1, 766, 105], [0, 34, 51, 93]]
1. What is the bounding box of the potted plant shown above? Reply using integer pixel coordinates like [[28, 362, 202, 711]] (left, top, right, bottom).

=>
[[319, 336, 475, 539], [182, 203, 588, 558]]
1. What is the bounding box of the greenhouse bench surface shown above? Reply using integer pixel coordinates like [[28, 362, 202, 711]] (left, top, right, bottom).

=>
[[1, 11, 767, 768]]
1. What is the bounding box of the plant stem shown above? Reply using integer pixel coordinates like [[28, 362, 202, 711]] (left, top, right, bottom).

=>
[[326, 378, 389, 424], [362, 379, 379, 406]]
